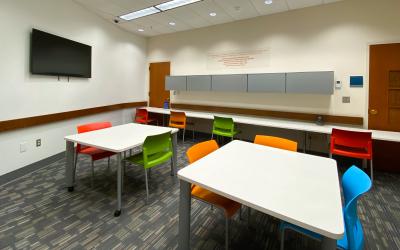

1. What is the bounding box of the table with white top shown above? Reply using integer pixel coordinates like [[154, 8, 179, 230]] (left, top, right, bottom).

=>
[[178, 140, 344, 250], [146, 107, 400, 143], [64, 123, 179, 217]]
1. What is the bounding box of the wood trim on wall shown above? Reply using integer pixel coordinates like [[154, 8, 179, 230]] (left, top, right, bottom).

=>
[[171, 103, 363, 126], [0, 101, 147, 133]]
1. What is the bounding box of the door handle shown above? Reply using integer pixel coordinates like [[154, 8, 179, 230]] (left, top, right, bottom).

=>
[[369, 109, 378, 115]]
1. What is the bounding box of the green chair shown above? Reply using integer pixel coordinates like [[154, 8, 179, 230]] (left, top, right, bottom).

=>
[[124, 132, 173, 202], [211, 116, 239, 141]]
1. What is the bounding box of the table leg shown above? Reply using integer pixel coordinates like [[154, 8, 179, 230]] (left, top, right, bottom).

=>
[[171, 132, 178, 176], [179, 180, 191, 250], [65, 141, 75, 192], [321, 237, 336, 250], [114, 152, 122, 217]]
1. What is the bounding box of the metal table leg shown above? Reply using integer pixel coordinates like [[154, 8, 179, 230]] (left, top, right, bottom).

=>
[[321, 237, 336, 250], [179, 180, 191, 250], [65, 141, 75, 192], [114, 152, 122, 217], [171, 132, 178, 176]]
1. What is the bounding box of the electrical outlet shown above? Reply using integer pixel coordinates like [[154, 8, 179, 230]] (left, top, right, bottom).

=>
[[36, 139, 41, 147], [342, 96, 351, 103], [20, 142, 27, 153]]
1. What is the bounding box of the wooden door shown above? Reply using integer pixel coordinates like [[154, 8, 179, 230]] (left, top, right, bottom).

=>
[[149, 62, 170, 108], [369, 43, 400, 131]]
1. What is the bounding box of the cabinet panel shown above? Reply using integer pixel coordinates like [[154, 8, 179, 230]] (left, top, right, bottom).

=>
[[211, 74, 247, 92], [248, 73, 286, 93], [187, 75, 211, 91], [286, 71, 334, 94], [165, 76, 187, 90]]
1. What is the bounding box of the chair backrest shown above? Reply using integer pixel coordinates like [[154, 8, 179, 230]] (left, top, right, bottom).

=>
[[213, 116, 234, 132], [341, 165, 372, 250], [169, 111, 186, 127], [254, 135, 298, 152], [331, 128, 372, 153], [135, 108, 149, 122], [186, 140, 219, 164], [142, 132, 172, 167], [76, 122, 112, 152]]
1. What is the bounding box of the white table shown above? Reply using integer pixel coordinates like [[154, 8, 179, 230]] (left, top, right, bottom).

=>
[[178, 140, 344, 250], [64, 123, 179, 216], [146, 107, 400, 143]]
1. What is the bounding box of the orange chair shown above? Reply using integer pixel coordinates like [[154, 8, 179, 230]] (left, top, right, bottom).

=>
[[186, 140, 241, 250], [134, 108, 157, 125], [254, 135, 298, 152], [330, 128, 373, 182], [75, 122, 115, 187], [169, 111, 195, 142]]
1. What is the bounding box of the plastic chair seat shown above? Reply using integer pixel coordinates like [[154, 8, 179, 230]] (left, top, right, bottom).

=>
[[192, 185, 241, 218], [126, 151, 172, 169], [78, 146, 115, 161], [169, 123, 186, 129], [331, 146, 371, 160], [136, 118, 155, 124], [213, 128, 239, 137]]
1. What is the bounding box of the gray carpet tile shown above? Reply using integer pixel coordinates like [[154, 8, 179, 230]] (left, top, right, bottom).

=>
[[0, 136, 399, 250]]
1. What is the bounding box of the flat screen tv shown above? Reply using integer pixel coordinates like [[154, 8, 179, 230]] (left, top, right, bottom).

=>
[[30, 29, 92, 78]]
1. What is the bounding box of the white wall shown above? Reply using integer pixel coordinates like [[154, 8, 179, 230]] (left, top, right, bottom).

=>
[[0, 0, 147, 176], [148, 0, 400, 124]]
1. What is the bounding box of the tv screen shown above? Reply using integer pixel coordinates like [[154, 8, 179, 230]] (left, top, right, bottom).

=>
[[30, 29, 92, 78]]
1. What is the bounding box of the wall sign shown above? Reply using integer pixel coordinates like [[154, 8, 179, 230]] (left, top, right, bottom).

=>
[[350, 76, 363, 87], [207, 49, 270, 69]]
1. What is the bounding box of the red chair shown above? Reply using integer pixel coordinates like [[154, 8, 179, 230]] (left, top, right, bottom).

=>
[[330, 128, 373, 182], [134, 108, 157, 125], [74, 122, 115, 187]]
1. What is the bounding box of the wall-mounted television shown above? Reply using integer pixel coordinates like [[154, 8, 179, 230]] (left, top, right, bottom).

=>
[[30, 29, 92, 78]]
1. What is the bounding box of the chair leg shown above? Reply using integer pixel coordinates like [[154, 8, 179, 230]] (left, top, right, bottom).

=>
[[225, 217, 230, 250], [280, 228, 286, 250], [192, 129, 195, 141], [91, 160, 95, 188], [211, 133, 214, 139], [329, 152, 332, 159], [144, 168, 149, 203], [183, 128, 185, 142], [370, 159, 374, 183]]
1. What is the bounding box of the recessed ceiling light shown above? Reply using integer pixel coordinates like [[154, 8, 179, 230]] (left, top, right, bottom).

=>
[[156, 0, 202, 11], [120, 7, 160, 21], [138, 28, 144, 32], [209, 12, 217, 17], [169, 22, 176, 26], [264, 0, 273, 4]]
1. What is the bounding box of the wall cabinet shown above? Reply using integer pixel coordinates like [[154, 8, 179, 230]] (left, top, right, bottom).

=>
[[165, 76, 187, 91], [211, 74, 247, 92], [248, 73, 286, 93], [286, 71, 334, 94], [187, 75, 212, 91]]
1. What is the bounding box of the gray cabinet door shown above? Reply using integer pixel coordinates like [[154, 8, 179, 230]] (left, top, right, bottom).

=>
[[248, 73, 286, 93], [165, 76, 187, 90], [187, 75, 211, 91], [286, 71, 334, 94], [211, 74, 247, 92]]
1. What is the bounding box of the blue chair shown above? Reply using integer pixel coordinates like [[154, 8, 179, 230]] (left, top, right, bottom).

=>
[[280, 165, 372, 250]]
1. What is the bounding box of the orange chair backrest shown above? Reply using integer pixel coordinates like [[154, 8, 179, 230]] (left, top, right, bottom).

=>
[[254, 135, 297, 152], [76, 122, 112, 152], [186, 140, 219, 164], [169, 111, 186, 128], [135, 108, 148, 122]]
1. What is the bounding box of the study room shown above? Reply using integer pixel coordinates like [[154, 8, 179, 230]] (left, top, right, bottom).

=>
[[1, 0, 400, 249]]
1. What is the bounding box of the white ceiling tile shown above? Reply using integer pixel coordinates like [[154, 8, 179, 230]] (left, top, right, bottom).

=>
[[213, 0, 260, 20], [285, 0, 323, 10], [250, 0, 289, 16]]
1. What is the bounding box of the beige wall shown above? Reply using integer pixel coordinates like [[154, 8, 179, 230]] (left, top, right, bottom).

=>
[[148, 0, 400, 127]]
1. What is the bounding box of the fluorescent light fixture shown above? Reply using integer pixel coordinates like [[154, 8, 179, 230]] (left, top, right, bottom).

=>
[[119, 6, 160, 21], [264, 0, 273, 4], [209, 12, 216, 17], [155, 0, 202, 11]]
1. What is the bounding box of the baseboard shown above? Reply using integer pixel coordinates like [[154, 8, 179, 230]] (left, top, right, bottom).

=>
[[0, 151, 65, 186]]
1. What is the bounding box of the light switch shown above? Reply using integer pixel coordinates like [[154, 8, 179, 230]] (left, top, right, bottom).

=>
[[342, 96, 351, 103]]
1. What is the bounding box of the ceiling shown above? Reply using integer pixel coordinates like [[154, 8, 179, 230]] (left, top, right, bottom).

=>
[[73, 0, 344, 37]]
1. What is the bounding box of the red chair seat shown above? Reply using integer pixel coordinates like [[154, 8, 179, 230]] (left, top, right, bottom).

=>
[[79, 146, 115, 161], [331, 145, 372, 160], [136, 118, 155, 124]]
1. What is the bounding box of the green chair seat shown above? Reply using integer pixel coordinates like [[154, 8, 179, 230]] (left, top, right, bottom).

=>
[[123, 132, 173, 202], [212, 116, 239, 141]]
